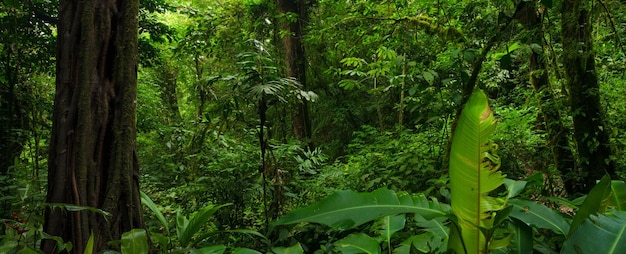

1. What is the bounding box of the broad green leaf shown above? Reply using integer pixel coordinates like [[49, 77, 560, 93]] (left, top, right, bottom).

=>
[[272, 242, 304, 254], [273, 188, 448, 230], [561, 211, 626, 254], [121, 229, 149, 254], [400, 234, 438, 253], [84, 232, 95, 254], [504, 179, 527, 199], [415, 215, 449, 240], [449, 90, 505, 254], [179, 204, 230, 247], [176, 208, 189, 244], [335, 233, 380, 254], [509, 218, 533, 254], [508, 199, 570, 235], [378, 214, 405, 244], [140, 191, 169, 233], [569, 174, 611, 236], [610, 180, 626, 211], [488, 234, 512, 251]]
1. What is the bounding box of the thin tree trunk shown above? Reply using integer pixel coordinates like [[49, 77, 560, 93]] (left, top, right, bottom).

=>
[[562, 0, 615, 194], [518, 2, 576, 194], [157, 62, 182, 123], [43, 0, 144, 252]]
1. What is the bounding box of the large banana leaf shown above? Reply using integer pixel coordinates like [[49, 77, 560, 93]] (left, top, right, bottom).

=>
[[273, 188, 448, 229], [610, 180, 626, 211], [449, 90, 505, 254], [508, 199, 570, 235], [335, 233, 380, 254], [561, 210, 626, 254]]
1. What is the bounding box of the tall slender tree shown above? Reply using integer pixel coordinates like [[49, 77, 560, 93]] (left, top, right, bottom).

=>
[[42, 0, 144, 252], [562, 0, 615, 193], [277, 0, 312, 145]]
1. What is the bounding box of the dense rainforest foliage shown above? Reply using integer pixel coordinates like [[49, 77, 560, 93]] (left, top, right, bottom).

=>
[[2, 0, 626, 253]]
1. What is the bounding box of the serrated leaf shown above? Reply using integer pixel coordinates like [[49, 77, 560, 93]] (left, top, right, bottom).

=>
[[449, 90, 505, 254]]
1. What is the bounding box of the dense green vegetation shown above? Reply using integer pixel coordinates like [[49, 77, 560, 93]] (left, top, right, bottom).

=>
[[2, 0, 626, 253]]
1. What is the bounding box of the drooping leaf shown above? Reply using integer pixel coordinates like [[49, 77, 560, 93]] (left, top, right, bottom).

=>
[[569, 174, 611, 236], [449, 89, 505, 254], [561, 211, 626, 254], [43, 203, 111, 219], [508, 199, 570, 235], [335, 233, 380, 254], [121, 229, 149, 254], [140, 191, 169, 233], [273, 188, 448, 230]]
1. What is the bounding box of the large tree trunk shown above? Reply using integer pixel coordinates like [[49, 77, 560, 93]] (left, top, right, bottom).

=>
[[562, 0, 615, 194], [277, 0, 312, 145], [518, 2, 576, 194], [42, 0, 144, 252]]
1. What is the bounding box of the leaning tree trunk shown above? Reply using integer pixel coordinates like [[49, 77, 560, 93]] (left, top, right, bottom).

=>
[[518, 2, 576, 195], [277, 0, 312, 146], [562, 0, 615, 194], [42, 0, 144, 253]]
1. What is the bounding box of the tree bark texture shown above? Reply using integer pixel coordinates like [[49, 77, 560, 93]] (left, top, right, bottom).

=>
[[277, 0, 312, 145], [518, 2, 576, 194], [561, 0, 615, 194], [43, 0, 143, 252]]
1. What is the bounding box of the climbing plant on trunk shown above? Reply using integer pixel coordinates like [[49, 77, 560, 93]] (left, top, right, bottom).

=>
[[42, 0, 144, 252], [561, 0, 615, 194]]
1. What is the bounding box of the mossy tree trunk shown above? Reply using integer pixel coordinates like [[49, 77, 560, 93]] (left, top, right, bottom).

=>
[[562, 0, 615, 194], [42, 0, 144, 252], [518, 2, 576, 194], [277, 0, 312, 145]]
